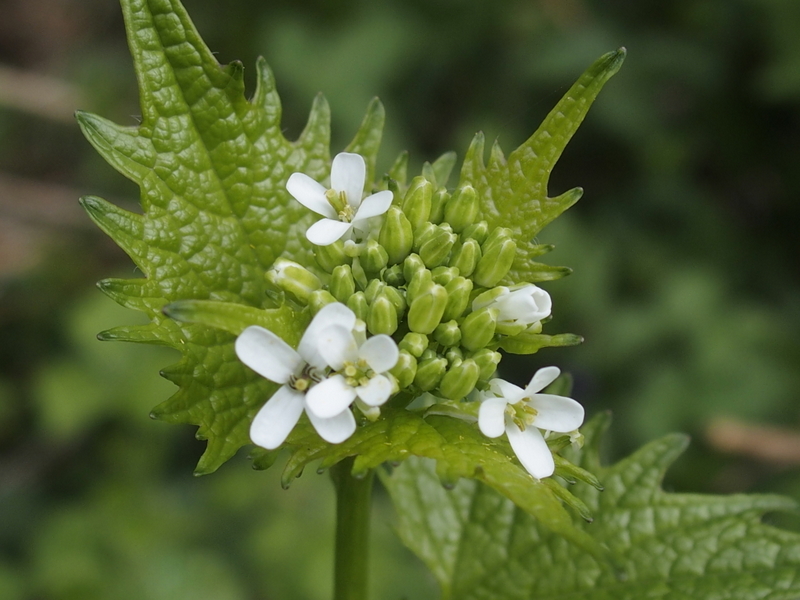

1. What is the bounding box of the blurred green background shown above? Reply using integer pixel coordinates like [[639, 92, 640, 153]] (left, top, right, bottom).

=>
[[1, 0, 799, 598]]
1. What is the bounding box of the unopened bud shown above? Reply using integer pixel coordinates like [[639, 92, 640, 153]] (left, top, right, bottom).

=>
[[429, 188, 449, 224], [314, 240, 347, 273], [482, 226, 513, 252], [308, 289, 337, 314], [364, 278, 386, 304], [406, 268, 433, 305], [361, 239, 388, 274], [420, 228, 456, 269], [367, 293, 398, 335], [402, 176, 432, 230], [399, 332, 428, 357], [474, 238, 516, 287], [470, 348, 502, 380], [462, 221, 489, 245], [460, 307, 498, 351], [442, 276, 473, 321], [445, 346, 463, 365], [330, 265, 356, 303], [390, 350, 418, 389], [346, 291, 369, 321], [431, 266, 459, 286], [403, 253, 426, 283], [448, 238, 481, 277], [408, 284, 448, 334], [433, 320, 461, 347], [381, 285, 407, 317], [444, 185, 479, 233], [265, 258, 321, 303], [382, 264, 405, 287], [412, 222, 437, 253], [414, 356, 448, 391], [379, 206, 414, 265], [351, 257, 368, 289], [438, 359, 480, 400]]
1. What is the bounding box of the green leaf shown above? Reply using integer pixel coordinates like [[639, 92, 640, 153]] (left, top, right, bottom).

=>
[[80, 0, 385, 473], [383, 414, 800, 600], [459, 49, 626, 284]]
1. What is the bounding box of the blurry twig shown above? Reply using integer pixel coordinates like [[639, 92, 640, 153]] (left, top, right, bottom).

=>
[[0, 63, 83, 124], [706, 417, 800, 465]]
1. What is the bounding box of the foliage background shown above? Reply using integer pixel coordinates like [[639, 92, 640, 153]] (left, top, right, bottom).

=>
[[1, 0, 798, 598]]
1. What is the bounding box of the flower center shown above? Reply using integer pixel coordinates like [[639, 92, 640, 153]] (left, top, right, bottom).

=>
[[506, 400, 538, 431], [340, 358, 374, 388], [325, 189, 356, 222], [288, 364, 323, 392]]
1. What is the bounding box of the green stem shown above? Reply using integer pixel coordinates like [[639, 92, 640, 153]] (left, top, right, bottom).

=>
[[331, 457, 374, 600]]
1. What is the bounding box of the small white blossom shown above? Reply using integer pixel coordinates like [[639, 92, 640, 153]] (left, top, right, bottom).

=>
[[235, 303, 358, 449], [473, 284, 552, 332], [287, 152, 393, 246], [478, 366, 584, 479]]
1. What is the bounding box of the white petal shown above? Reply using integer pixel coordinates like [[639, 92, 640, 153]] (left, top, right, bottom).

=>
[[250, 386, 305, 449], [305, 375, 357, 418], [299, 302, 357, 370], [505, 422, 554, 479], [478, 397, 509, 438], [356, 374, 392, 406], [307, 404, 357, 444], [523, 366, 561, 395], [306, 218, 353, 246], [286, 173, 336, 218], [331, 152, 366, 209], [318, 325, 359, 370], [351, 191, 393, 222], [528, 394, 585, 432], [489, 378, 525, 403], [360, 334, 399, 373], [235, 326, 301, 384]]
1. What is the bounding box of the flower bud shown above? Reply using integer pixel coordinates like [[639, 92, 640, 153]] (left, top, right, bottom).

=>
[[482, 226, 513, 252], [438, 358, 480, 400], [367, 293, 398, 335], [474, 284, 552, 336], [403, 253, 426, 283], [420, 228, 456, 269], [444, 185, 479, 233], [329, 265, 356, 303], [448, 238, 481, 277], [433, 320, 461, 347], [470, 348, 502, 380], [361, 239, 389, 274], [414, 356, 448, 391], [431, 266, 459, 286], [408, 284, 448, 334], [462, 221, 489, 245], [412, 222, 437, 253], [308, 289, 337, 314], [406, 268, 433, 305], [351, 256, 368, 289], [346, 291, 369, 321], [363, 278, 386, 304], [460, 307, 498, 351], [402, 176, 432, 230], [442, 276, 473, 321], [314, 240, 347, 273], [399, 332, 428, 357], [381, 285, 407, 317], [429, 188, 449, 224], [382, 264, 405, 287], [378, 206, 414, 265], [390, 350, 418, 389], [265, 258, 321, 304], [473, 238, 516, 287], [445, 346, 463, 365]]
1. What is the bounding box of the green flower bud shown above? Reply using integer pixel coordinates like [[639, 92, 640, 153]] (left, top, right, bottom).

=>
[[408, 284, 448, 334], [460, 307, 498, 351], [442, 276, 473, 321], [448, 238, 481, 277], [382, 264, 405, 287], [431, 266, 459, 286], [351, 256, 368, 289], [364, 278, 386, 304], [402, 176, 433, 230], [444, 185, 479, 233], [308, 289, 337, 314], [406, 268, 433, 305], [314, 240, 347, 273], [419, 348, 437, 362], [462, 221, 489, 245], [473, 238, 516, 287], [433, 320, 461, 347], [361, 239, 388, 274], [429, 188, 450, 224], [400, 332, 429, 357], [346, 291, 369, 321], [470, 348, 502, 380], [412, 222, 437, 253], [445, 346, 463, 365], [265, 258, 321, 304], [482, 226, 513, 252], [378, 206, 414, 265], [367, 293, 398, 335], [403, 253, 426, 283], [390, 350, 418, 389], [438, 358, 480, 400], [330, 265, 356, 303], [381, 285, 407, 317], [472, 286, 508, 307], [420, 229, 456, 269], [414, 356, 448, 391]]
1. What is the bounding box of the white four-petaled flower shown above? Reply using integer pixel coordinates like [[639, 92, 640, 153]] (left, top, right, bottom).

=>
[[473, 284, 552, 332], [287, 152, 393, 246], [478, 366, 584, 479]]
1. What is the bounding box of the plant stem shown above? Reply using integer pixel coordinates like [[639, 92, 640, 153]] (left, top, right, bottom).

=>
[[331, 457, 374, 600]]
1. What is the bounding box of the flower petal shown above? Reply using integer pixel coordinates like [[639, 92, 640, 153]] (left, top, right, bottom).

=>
[[286, 173, 336, 218], [356, 374, 392, 406], [318, 325, 359, 370], [331, 152, 366, 209], [478, 397, 509, 438], [306, 218, 353, 246], [235, 326, 301, 383], [489, 378, 525, 403], [528, 394, 584, 432], [505, 422, 554, 479], [524, 366, 561, 395], [359, 334, 399, 373], [305, 374, 357, 418], [250, 386, 305, 449], [307, 404, 357, 444], [299, 302, 357, 369], [351, 190, 393, 222]]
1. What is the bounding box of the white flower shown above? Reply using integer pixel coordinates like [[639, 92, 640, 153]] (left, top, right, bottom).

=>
[[287, 152, 393, 246], [235, 303, 358, 449], [473, 284, 552, 332], [305, 323, 399, 420], [478, 366, 584, 479]]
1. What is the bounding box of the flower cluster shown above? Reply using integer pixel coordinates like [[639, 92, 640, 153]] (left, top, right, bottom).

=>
[[237, 152, 585, 479]]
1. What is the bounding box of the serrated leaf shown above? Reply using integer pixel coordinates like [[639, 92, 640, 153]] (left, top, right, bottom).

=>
[[383, 414, 800, 600]]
